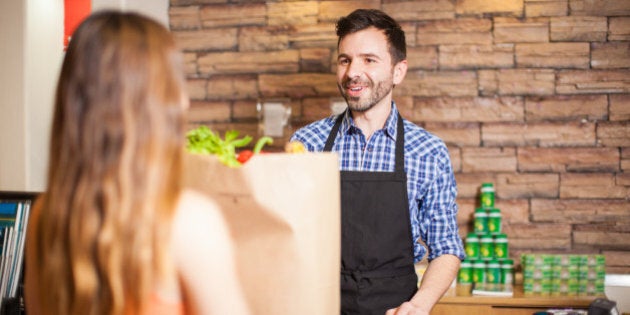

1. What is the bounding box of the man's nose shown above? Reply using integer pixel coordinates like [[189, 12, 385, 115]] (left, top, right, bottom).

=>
[[345, 60, 362, 79]]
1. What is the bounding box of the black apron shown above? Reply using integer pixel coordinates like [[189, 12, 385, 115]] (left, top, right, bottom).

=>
[[324, 113, 418, 315]]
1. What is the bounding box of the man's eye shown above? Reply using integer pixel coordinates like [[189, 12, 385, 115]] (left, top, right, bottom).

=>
[[365, 58, 376, 64], [338, 59, 349, 65]]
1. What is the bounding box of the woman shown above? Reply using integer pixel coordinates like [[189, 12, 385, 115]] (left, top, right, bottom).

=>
[[25, 11, 250, 315]]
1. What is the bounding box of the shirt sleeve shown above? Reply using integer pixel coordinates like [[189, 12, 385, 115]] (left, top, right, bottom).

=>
[[419, 149, 466, 262]]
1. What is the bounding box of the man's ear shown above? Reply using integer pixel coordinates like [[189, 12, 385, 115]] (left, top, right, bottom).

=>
[[393, 59, 408, 85]]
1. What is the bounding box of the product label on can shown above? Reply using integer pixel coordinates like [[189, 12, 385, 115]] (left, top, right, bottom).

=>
[[488, 209, 501, 234], [480, 236, 494, 260], [474, 209, 488, 234], [501, 260, 514, 285], [493, 235, 508, 259], [524, 265, 552, 280], [465, 235, 480, 259], [487, 261, 501, 284], [458, 263, 473, 284], [480, 184, 495, 208], [473, 261, 486, 283]]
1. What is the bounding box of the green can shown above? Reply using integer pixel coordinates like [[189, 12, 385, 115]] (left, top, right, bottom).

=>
[[567, 264, 579, 280], [474, 208, 488, 234], [523, 265, 535, 280], [501, 259, 514, 284], [523, 254, 554, 267], [541, 278, 552, 295], [465, 233, 480, 259], [552, 265, 562, 279], [579, 279, 597, 295], [539, 254, 555, 266], [541, 265, 553, 279], [587, 255, 605, 266], [486, 260, 501, 284], [567, 278, 579, 296], [578, 279, 589, 294], [578, 265, 590, 279], [595, 279, 605, 295], [473, 260, 486, 283], [553, 255, 566, 266], [493, 233, 508, 259], [523, 278, 534, 294], [458, 259, 473, 284], [595, 255, 606, 267], [553, 265, 576, 280], [526, 279, 551, 294], [480, 183, 495, 208], [524, 264, 552, 280], [551, 278, 563, 295], [568, 255, 581, 266], [487, 208, 502, 234], [480, 235, 494, 260], [595, 265, 606, 281], [577, 255, 589, 266]]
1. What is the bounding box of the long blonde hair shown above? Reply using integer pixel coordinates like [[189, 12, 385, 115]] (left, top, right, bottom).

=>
[[32, 11, 187, 315]]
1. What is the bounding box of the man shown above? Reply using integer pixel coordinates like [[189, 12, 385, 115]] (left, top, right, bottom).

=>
[[290, 9, 465, 315]]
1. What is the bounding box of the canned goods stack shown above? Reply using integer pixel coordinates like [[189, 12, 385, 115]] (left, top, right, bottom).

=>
[[480, 182, 495, 208], [458, 183, 514, 288], [521, 254, 605, 296]]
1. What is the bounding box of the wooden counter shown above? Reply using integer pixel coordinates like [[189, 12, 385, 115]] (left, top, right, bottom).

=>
[[432, 284, 601, 315]]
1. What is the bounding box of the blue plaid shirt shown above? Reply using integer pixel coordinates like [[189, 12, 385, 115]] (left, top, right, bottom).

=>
[[291, 103, 465, 263]]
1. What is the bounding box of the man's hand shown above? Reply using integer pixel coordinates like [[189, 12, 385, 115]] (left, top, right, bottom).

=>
[[385, 301, 429, 315], [385, 254, 461, 315]]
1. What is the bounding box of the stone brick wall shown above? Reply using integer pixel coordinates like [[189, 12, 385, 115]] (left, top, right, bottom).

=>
[[169, 0, 630, 273]]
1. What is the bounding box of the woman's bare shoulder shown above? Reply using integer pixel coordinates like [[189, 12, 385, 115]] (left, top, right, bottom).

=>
[[176, 189, 222, 218], [171, 189, 229, 245]]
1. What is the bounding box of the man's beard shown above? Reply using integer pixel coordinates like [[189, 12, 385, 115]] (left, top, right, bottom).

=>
[[338, 78, 394, 113]]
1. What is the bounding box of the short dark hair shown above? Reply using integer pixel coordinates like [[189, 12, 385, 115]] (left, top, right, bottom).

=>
[[335, 9, 406, 64]]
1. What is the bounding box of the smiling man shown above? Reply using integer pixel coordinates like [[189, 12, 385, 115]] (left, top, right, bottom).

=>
[[290, 9, 465, 315]]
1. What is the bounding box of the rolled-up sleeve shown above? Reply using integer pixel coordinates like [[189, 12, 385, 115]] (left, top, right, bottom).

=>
[[409, 142, 465, 263], [422, 163, 465, 262]]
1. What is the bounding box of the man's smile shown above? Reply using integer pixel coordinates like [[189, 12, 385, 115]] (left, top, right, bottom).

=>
[[344, 81, 369, 97]]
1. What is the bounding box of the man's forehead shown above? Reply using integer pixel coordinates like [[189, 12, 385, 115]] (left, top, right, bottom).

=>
[[337, 29, 391, 59]]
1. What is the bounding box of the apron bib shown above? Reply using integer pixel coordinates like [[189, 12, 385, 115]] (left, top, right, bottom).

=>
[[324, 113, 418, 315]]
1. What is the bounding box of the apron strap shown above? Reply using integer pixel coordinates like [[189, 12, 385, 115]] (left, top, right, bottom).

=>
[[323, 111, 344, 152], [394, 114, 404, 175], [323, 109, 406, 175]]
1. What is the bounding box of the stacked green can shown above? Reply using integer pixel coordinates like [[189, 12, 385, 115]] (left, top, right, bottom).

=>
[[522, 254, 554, 295], [458, 183, 514, 287], [521, 254, 605, 296], [480, 183, 495, 208], [458, 259, 473, 284]]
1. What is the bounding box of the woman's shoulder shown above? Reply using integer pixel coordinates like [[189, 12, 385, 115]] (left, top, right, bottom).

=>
[[174, 189, 224, 225], [177, 189, 218, 211], [171, 189, 230, 245]]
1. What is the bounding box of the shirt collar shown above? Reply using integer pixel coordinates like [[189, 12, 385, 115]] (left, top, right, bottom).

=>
[[340, 101, 399, 141]]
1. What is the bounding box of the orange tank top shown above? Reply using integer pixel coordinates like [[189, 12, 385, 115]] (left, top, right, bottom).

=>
[[141, 292, 185, 315]]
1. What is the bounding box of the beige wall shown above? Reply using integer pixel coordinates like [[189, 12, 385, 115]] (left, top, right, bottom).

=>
[[0, 0, 62, 192], [0, 0, 167, 192], [0, 0, 27, 190], [93, 0, 168, 26]]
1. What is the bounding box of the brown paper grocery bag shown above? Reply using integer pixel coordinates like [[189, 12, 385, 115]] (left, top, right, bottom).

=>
[[184, 152, 340, 315]]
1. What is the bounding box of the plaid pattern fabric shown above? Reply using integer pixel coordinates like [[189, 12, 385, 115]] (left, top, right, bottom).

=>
[[291, 103, 465, 262]]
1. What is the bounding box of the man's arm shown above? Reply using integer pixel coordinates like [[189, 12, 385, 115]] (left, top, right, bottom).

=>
[[386, 254, 460, 315]]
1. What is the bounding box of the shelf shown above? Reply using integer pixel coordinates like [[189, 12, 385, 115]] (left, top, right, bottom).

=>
[[432, 284, 601, 315]]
